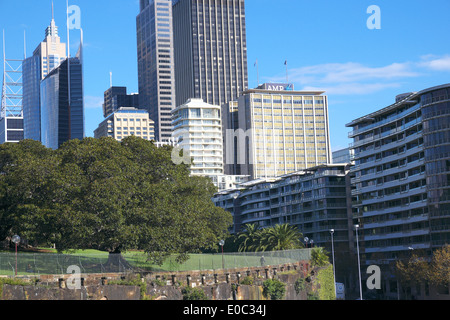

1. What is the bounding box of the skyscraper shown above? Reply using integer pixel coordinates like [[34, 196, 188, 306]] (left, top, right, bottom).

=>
[[172, 0, 249, 109], [136, 0, 176, 142], [40, 55, 84, 149], [22, 7, 67, 141]]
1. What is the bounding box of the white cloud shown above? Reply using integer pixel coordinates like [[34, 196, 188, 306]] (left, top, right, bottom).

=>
[[302, 82, 403, 95], [291, 62, 418, 85], [418, 55, 450, 71], [267, 55, 450, 95]]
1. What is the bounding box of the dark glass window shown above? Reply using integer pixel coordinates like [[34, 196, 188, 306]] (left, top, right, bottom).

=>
[[7, 119, 23, 129], [7, 131, 24, 141]]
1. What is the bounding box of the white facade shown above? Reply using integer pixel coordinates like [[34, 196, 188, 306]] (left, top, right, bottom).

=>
[[171, 98, 224, 176]]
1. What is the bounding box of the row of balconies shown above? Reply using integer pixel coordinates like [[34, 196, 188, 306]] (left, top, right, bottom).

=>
[[348, 102, 421, 138]]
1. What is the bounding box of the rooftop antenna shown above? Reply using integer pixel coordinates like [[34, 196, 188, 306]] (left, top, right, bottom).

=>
[[52, 1, 54, 20], [110, 71, 112, 88]]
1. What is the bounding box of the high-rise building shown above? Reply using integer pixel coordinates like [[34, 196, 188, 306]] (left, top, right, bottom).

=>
[[40, 56, 84, 149], [172, 0, 249, 109], [22, 9, 67, 141], [1, 31, 24, 144], [171, 98, 249, 190], [102, 86, 140, 118], [136, 0, 176, 142], [346, 84, 450, 298], [94, 107, 155, 142], [227, 83, 332, 180], [171, 98, 224, 176]]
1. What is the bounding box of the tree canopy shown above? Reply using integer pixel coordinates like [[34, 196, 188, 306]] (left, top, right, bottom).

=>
[[0, 137, 232, 264], [394, 245, 450, 288]]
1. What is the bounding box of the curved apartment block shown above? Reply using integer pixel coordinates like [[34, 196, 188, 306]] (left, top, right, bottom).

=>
[[347, 84, 450, 269]]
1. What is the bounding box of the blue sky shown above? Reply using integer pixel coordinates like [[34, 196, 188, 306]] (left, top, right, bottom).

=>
[[1, 0, 449, 151]]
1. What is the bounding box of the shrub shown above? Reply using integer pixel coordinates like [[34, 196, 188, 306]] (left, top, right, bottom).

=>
[[311, 247, 330, 267], [307, 291, 319, 300], [181, 286, 208, 300], [262, 278, 286, 300], [294, 277, 306, 295], [240, 276, 254, 285]]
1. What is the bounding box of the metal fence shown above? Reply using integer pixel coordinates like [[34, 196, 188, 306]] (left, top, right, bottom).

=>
[[0, 249, 312, 276]]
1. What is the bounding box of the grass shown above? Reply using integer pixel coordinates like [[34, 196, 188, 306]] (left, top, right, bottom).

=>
[[0, 248, 310, 276]]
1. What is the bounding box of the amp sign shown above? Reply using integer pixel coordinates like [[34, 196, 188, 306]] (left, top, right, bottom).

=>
[[259, 83, 294, 91]]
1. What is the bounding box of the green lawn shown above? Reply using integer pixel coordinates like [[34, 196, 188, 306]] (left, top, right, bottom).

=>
[[0, 249, 310, 276]]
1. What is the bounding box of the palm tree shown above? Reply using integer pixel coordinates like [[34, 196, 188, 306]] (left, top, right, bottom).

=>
[[237, 223, 262, 252], [310, 247, 330, 267], [258, 224, 304, 251]]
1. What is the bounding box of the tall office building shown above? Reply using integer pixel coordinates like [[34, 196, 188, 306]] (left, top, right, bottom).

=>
[[347, 84, 450, 298], [22, 9, 67, 141], [40, 56, 84, 149], [228, 83, 332, 180], [172, 0, 249, 108], [136, 0, 176, 142], [102, 86, 140, 118]]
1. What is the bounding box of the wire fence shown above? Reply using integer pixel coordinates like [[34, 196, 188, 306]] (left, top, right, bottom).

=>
[[0, 249, 312, 276]]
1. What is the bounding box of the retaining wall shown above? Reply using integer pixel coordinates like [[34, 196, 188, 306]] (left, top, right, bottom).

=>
[[1, 260, 311, 300]]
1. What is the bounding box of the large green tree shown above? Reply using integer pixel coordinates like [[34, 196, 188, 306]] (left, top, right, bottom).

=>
[[0, 137, 232, 265]]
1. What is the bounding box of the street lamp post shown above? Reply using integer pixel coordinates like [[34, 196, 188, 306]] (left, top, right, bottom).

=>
[[11, 235, 21, 277], [355, 225, 363, 300], [219, 240, 225, 269], [304, 237, 309, 248], [330, 229, 336, 299]]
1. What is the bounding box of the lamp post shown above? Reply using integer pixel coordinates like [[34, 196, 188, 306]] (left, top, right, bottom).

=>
[[304, 237, 309, 248], [11, 235, 21, 277], [219, 240, 225, 269], [330, 229, 336, 299], [355, 225, 363, 300]]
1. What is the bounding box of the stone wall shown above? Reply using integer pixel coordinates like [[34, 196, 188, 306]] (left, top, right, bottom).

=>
[[1, 260, 311, 300]]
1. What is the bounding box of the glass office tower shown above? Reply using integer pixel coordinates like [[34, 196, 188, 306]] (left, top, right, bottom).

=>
[[22, 55, 41, 141], [172, 0, 249, 109], [40, 57, 84, 149], [136, 0, 176, 142], [22, 13, 67, 141]]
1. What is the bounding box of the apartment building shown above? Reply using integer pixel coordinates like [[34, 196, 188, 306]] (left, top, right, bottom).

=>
[[346, 84, 450, 297]]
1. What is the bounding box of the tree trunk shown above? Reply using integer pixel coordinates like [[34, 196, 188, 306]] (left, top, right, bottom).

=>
[[104, 250, 134, 272]]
